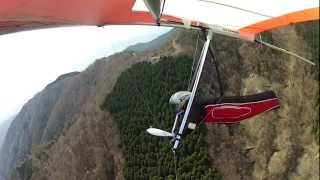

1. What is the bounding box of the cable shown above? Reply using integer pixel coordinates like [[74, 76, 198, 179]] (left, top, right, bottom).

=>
[[200, 29, 224, 96], [198, 0, 273, 18], [157, 0, 167, 25], [188, 32, 201, 91], [160, 0, 166, 16], [173, 150, 179, 180], [208, 37, 224, 97]]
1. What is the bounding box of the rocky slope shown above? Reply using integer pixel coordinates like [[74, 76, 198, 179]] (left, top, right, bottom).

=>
[[202, 23, 319, 180], [0, 29, 194, 180], [0, 22, 319, 180]]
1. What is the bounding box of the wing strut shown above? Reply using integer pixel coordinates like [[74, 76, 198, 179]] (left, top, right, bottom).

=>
[[255, 39, 315, 66], [172, 30, 212, 152]]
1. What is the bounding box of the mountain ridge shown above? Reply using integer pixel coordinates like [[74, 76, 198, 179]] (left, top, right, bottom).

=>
[[0, 28, 194, 180], [0, 23, 318, 180]]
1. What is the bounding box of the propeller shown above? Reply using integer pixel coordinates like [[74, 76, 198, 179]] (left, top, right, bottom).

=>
[[146, 128, 173, 137]]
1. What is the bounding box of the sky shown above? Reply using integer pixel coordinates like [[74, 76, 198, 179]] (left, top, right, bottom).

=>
[[0, 25, 171, 123]]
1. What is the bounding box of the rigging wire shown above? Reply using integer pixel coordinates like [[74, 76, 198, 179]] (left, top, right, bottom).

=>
[[158, 0, 166, 25], [198, 0, 273, 18], [188, 32, 201, 91], [161, 0, 166, 16], [199, 29, 224, 97], [173, 150, 179, 180], [207, 36, 224, 97]]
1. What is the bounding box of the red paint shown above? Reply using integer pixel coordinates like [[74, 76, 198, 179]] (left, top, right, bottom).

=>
[[0, 0, 182, 34], [211, 106, 251, 120], [204, 98, 280, 124], [0, 1, 319, 35], [0, 0, 152, 24]]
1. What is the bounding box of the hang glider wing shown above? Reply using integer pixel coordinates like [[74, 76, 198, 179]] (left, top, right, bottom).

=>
[[0, 0, 318, 37], [135, 0, 319, 41], [0, 0, 156, 35]]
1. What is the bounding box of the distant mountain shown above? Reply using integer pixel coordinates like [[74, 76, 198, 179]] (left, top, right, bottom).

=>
[[0, 117, 13, 150], [125, 29, 179, 52]]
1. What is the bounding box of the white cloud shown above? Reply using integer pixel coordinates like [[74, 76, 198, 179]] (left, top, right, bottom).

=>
[[0, 25, 171, 122]]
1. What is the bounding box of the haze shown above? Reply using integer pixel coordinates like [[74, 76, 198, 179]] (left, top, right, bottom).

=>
[[0, 25, 171, 123]]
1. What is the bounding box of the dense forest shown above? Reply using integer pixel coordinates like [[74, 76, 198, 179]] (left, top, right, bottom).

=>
[[102, 56, 221, 179]]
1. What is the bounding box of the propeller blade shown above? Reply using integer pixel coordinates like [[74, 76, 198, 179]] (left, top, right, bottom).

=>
[[146, 128, 173, 137]]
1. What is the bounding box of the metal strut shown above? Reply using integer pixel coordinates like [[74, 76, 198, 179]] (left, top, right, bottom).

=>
[[255, 39, 315, 66], [172, 30, 213, 151]]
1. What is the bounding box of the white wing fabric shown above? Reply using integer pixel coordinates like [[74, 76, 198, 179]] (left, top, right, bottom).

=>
[[134, 0, 319, 40], [0, 0, 318, 38]]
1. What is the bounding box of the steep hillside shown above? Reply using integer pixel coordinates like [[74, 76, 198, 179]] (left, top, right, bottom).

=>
[[203, 22, 319, 180], [0, 22, 318, 180], [0, 29, 194, 180]]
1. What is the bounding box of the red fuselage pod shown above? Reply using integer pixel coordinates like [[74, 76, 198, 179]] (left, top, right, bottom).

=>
[[204, 98, 280, 124]]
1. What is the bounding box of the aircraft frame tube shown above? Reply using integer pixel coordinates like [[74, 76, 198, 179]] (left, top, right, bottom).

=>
[[171, 111, 183, 134], [172, 30, 212, 150], [255, 39, 315, 65]]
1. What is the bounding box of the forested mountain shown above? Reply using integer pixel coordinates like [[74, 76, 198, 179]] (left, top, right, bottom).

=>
[[0, 29, 193, 180], [102, 56, 220, 179], [125, 29, 179, 52], [0, 21, 318, 180]]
